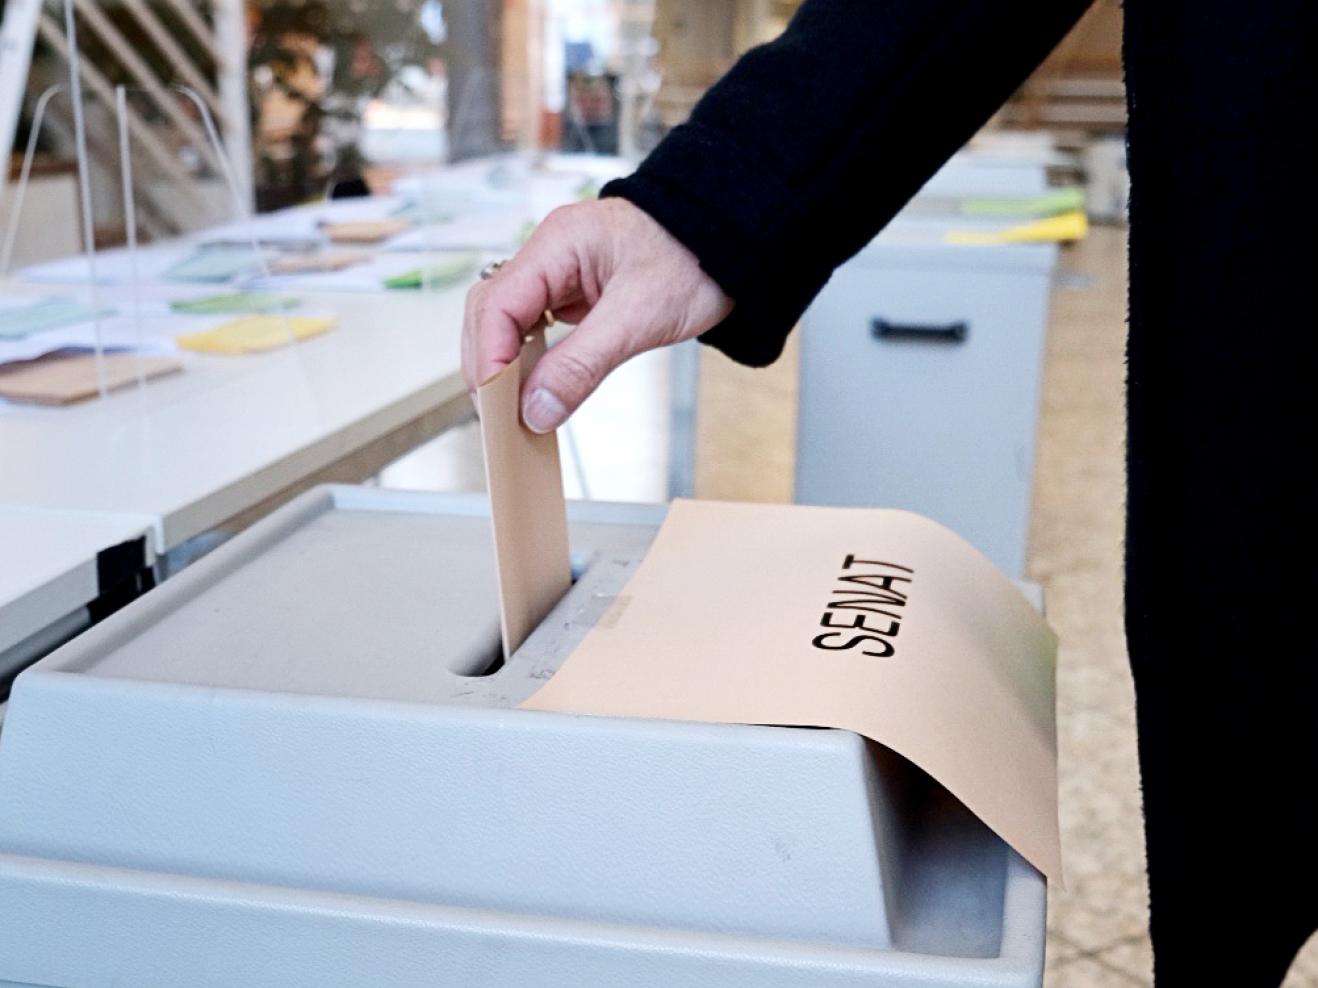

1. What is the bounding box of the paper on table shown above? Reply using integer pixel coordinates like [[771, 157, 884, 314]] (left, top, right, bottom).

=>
[[383, 212, 534, 252], [248, 252, 461, 294], [522, 498, 1062, 881], [0, 313, 185, 368], [0, 351, 182, 405], [0, 297, 112, 340], [17, 243, 195, 285], [946, 210, 1088, 245], [477, 331, 572, 659], [170, 292, 300, 315], [322, 218, 412, 244], [176, 314, 335, 354], [382, 252, 479, 290], [199, 195, 411, 245], [162, 245, 275, 283], [961, 186, 1086, 218], [267, 251, 370, 274]]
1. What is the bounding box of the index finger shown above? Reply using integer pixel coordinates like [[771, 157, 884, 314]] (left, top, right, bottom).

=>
[[463, 210, 587, 389], [462, 277, 524, 392]]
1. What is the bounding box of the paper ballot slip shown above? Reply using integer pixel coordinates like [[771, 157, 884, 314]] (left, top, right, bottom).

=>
[[523, 498, 1062, 881], [476, 332, 572, 659]]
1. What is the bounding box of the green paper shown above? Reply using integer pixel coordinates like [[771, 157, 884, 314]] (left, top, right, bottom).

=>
[[0, 297, 113, 340], [171, 293, 300, 315], [961, 187, 1086, 218], [383, 253, 479, 290], [163, 245, 270, 283]]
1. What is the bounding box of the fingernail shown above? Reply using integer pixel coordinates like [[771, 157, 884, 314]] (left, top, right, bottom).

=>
[[522, 387, 567, 433]]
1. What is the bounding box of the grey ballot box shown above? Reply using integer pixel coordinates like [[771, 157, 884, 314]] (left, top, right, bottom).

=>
[[0, 486, 1045, 987], [795, 219, 1058, 578]]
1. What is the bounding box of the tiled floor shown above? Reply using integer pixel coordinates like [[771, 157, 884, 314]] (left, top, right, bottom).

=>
[[381, 224, 1318, 985]]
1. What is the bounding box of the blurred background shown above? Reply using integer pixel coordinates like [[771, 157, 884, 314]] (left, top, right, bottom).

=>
[[2, 2, 1313, 985]]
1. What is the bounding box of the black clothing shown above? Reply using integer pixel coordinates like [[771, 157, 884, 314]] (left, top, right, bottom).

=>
[[604, 0, 1092, 365], [604, 0, 1318, 983]]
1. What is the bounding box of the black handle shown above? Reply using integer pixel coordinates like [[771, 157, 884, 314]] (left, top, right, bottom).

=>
[[871, 318, 969, 344]]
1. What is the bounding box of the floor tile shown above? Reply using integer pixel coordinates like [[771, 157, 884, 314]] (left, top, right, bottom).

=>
[[1091, 935, 1153, 985], [1045, 955, 1145, 987]]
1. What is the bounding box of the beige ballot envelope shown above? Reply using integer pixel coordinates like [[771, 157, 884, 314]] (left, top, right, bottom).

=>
[[523, 498, 1063, 882], [476, 331, 572, 658]]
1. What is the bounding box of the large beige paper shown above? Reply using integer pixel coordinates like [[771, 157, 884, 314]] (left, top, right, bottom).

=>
[[522, 498, 1062, 881], [476, 332, 572, 658]]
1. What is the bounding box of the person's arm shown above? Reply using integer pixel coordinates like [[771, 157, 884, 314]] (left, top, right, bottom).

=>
[[464, 0, 1092, 432], [603, 0, 1093, 367]]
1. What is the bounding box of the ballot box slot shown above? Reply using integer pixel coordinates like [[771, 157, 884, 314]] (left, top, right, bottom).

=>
[[446, 621, 505, 677], [449, 552, 592, 678]]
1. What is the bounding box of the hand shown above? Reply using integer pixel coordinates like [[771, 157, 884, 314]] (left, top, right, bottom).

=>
[[461, 197, 734, 433]]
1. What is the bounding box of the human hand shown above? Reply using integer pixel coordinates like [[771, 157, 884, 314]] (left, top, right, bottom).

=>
[[461, 197, 734, 433]]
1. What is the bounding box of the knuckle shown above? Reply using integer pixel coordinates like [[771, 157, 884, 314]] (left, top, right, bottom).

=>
[[548, 348, 601, 395], [539, 205, 575, 234]]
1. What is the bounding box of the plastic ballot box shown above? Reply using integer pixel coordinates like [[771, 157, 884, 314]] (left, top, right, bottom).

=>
[[795, 218, 1058, 578], [0, 486, 1046, 988]]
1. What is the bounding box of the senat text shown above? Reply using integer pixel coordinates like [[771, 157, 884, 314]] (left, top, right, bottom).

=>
[[811, 555, 913, 658]]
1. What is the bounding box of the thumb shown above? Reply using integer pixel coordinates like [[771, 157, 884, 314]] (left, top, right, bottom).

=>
[[520, 291, 641, 433]]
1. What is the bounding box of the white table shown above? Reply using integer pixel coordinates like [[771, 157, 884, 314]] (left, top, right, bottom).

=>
[[0, 284, 473, 556], [0, 506, 154, 683]]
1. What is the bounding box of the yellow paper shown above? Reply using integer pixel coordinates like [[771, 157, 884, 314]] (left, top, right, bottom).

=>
[[523, 498, 1062, 881], [476, 332, 572, 658], [946, 209, 1089, 245], [176, 314, 335, 355]]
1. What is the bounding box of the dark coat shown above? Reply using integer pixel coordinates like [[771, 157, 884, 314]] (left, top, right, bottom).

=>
[[605, 1, 1318, 982]]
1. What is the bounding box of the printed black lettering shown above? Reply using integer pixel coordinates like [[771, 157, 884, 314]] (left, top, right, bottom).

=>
[[843, 556, 914, 573], [812, 631, 892, 656], [829, 589, 907, 607], [827, 600, 905, 620], [812, 555, 913, 659], [837, 573, 910, 596], [821, 611, 901, 637]]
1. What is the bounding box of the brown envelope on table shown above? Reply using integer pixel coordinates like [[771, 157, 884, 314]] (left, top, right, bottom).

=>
[[0, 352, 182, 406], [476, 331, 572, 659], [321, 218, 411, 244], [268, 250, 369, 273], [522, 498, 1062, 882]]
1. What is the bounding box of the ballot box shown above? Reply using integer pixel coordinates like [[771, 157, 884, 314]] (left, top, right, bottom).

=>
[[919, 154, 1050, 198], [795, 218, 1058, 578], [0, 486, 1045, 988]]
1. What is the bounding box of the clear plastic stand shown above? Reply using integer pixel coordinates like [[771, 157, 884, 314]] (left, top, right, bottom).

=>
[[421, 67, 499, 295], [171, 84, 298, 348], [100, 82, 301, 401], [63, 0, 107, 399], [0, 84, 66, 279], [2, 70, 311, 410], [115, 85, 146, 392]]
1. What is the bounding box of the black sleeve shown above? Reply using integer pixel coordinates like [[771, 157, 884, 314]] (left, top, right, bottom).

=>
[[600, 0, 1093, 366]]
